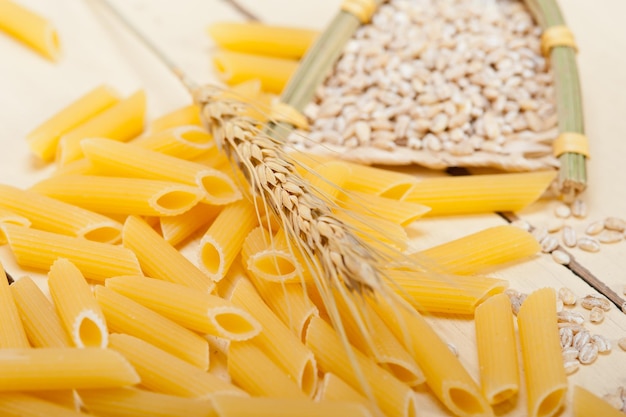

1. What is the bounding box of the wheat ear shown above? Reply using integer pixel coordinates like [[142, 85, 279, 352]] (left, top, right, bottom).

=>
[[195, 86, 383, 296]]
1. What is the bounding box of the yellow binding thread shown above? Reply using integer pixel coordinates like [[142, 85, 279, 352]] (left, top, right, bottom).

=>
[[341, 0, 377, 23], [540, 25, 578, 57], [553, 132, 589, 158], [271, 101, 310, 130]]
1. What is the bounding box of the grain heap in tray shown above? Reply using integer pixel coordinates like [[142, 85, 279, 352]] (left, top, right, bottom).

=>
[[288, 0, 560, 171]]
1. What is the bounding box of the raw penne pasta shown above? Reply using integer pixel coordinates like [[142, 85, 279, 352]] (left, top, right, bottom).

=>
[[0, 207, 30, 243], [370, 295, 492, 417], [384, 268, 508, 315], [228, 340, 307, 398], [213, 50, 298, 94], [133, 125, 214, 160], [244, 265, 318, 340], [1, 224, 141, 281], [0, 347, 139, 390], [413, 225, 540, 275], [0, 184, 123, 244], [474, 293, 519, 404], [517, 288, 567, 417], [51, 158, 95, 177], [242, 226, 306, 284], [56, 90, 146, 165], [31, 175, 203, 216], [108, 333, 245, 398], [210, 396, 372, 417], [301, 160, 350, 201], [0, 263, 29, 348], [26, 85, 119, 161], [78, 387, 217, 417], [230, 278, 318, 396], [572, 385, 625, 417], [338, 190, 430, 226], [305, 316, 417, 417], [316, 372, 368, 403], [199, 199, 259, 281], [149, 104, 202, 132], [160, 203, 222, 246], [208, 22, 318, 59], [48, 258, 108, 348], [10, 276, 71, 347], [401, 171, 557, 215], [105, 275, 260, 341], [333, 209, 408, 252], [81, 138, 241, 205], [341, 162, 417, 198], [333, 291, 424, 387], [0, 393, 86, 417], [122, 215, 215, 292], [95, 286, 210, 370], [0, 0, 60, 60]]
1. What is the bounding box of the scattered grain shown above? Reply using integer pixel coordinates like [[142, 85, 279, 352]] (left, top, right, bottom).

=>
[[554, 204, 571, 219], [585, 220, 604, 236], [598, 230, 623, 244], [557, 310, 585, 325], [559, 327, 573, 349], [563, 360, 580, 375], [591, 334, 611, 353], [589, 306, 604, 324], [618, 337, 626, 351], [558, 287, 577, 306], [540, 235, 559, 253], [546, 218, 564, 233], [562, 226, 577, 248], [551, 249, 571, 265], [571, 199, 588, 218], [581, 294, 612, 311], [605, 217, 626, 232], [573, 330, 591, 350], [578, 342, 599, 364], [511, 219, 531, 231], [578, 236, 601, 253]]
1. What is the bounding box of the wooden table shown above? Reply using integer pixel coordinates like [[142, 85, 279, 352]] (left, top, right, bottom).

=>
[[1, 1, 625, 416]]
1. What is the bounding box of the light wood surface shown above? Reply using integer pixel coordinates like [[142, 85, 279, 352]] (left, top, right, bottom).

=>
[[0, 1, 625, 416]]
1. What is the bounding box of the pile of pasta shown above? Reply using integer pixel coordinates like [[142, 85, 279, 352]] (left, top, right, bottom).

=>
[[0, 83, 618, 417]]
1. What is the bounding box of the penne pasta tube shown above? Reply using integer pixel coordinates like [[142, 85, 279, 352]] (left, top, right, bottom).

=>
[[81, 138, 241, 205], [384, 268, 508, 315], [149, 104, 202, 132], [199, 199, 259, 281], [413, 225, 540, 275], [133, 125, 214, 160], [401, 171, 557, 215], [207, 22, 318, 59], [228, 340, 307, 398], [48, 258, 108, 348], [517, 288, 567, 417], [0, 347, 139, 391], [332, 291, 425, 387], [338, 190, 430, 226], [301, 160, 350, 201], [370, 295, 493, 417], [242, 226, 308, 284], [1, 224, 141, 281], [159, 203, 222, 246], [333, 209, 408, 253], [56, 90, 146, 165], [95, 286, 210, 370], [213, 50, 298, 94], [316, 373, 382, 417], [572, 385, 625, 417], [305, 316, 417, 417], [122, 215, 215, 292], [210, 396, 373, 417], [341, 162, 417, 199], [10, 276, 72, 347], [0, 184, 123, 244], [0, 393, 86, 417], [230, 278, 318, 396], [0, 0, 60, 60], [474, 293, 520, 404], [31, 175, 203, 216], [31, 390, 78, 411], [26, 85, 119, 161], [51, 158, 95, 177], [108, 333, 245, 398], [0, 263, 30, 348], [78, 387, 217, 417], [105, 275, 261, 341]]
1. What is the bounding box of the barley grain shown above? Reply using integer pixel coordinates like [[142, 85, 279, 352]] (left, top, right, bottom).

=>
[[571, 199, 588, 218], [559, 327, 574, 348], [562, 346, 579, 361], [581, 294, 612, 311], [605, 217, 626, 232], [558, 310, 585, 325], [591, 334, 611, 353], [578, 237, 601, 253], [618, 337, 626, 351], [562, 226, 577, 248], [540, 235, 559, 253], [546, 218, 564, 233], [573, 330, 591, 350], [589, 307, 605, 324], [578, 342, 599, 364], [585, 220, 605, 235], [598, 230, 623, 244], [554, 204, 571, 219], [563, 360, 580, 375], [558, 287, 577, 306]]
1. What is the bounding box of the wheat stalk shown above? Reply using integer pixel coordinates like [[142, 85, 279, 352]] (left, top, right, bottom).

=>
[[195, 86, 382, 296]]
